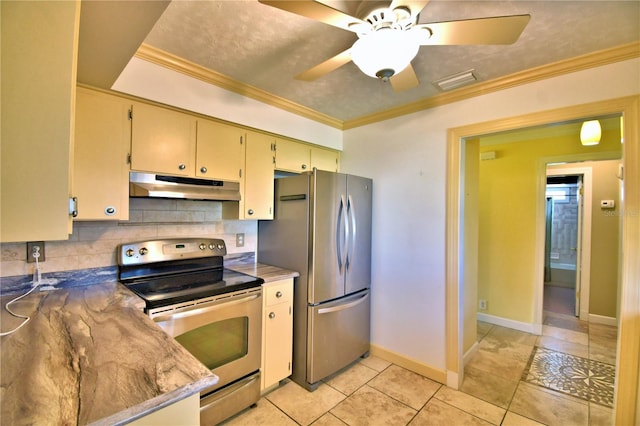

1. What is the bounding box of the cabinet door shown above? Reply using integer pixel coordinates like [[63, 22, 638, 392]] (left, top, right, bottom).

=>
[[243, 131, 274, 219], [262, 279, 293, 390], [311, 147, 339, 172], [130, 102, 196, 176], [275, 138, 310, 173], [1, 0, 80, 242], [74, 88, 131, 221], [264, 301, 292, 388], [196, 120, 244, 181]]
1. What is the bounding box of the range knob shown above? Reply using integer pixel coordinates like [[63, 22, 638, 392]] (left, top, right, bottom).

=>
[[139, 247, 148, 256], [217, 244, 224, 250], [199, 243, 207, 250], [208, 243, 215, 250], [125, 249, 135, 257]]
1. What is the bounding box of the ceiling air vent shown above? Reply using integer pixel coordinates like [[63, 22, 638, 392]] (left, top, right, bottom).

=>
[[432, 69, 478, 91]]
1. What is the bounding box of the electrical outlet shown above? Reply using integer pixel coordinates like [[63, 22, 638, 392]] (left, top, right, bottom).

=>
[[236, 233, 245, 248], [27, 241, 45, 263], [479, 299, 487, 310]]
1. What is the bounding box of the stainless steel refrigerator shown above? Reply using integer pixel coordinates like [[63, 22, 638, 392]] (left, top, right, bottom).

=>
[[258, 170, 372, 391]]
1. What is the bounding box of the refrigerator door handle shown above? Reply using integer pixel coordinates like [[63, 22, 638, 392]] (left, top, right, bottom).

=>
[[346, 194, 357, 270], [336, 195, 346, 273], [317, 292, 369, 315]]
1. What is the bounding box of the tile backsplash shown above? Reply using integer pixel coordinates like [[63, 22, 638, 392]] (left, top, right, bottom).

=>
[[0, 198, 257, 278]]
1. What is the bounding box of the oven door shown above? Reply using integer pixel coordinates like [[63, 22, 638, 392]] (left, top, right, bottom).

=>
[[150, 288, 262, 392]]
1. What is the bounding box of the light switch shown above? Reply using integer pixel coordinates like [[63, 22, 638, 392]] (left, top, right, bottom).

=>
[[600, 200, 615, 209]]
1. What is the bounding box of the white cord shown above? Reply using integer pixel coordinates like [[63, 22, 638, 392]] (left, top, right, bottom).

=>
[[0, 249, 42, 337]]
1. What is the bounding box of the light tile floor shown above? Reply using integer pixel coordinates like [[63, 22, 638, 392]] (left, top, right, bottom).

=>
[[223, 311, 617, 426]]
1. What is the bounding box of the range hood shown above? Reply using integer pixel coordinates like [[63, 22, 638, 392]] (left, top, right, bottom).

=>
[[129, 172, 241, 201]]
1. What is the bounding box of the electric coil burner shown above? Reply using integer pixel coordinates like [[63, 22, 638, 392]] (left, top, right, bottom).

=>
[[117, 238, 264, 425]]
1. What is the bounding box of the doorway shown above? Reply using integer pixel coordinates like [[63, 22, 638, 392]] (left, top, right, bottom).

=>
[[445, 96, 639, 422], [544, 172, 585, 318]]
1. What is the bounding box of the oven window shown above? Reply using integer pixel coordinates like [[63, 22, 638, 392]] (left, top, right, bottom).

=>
[[175, 317, 248, 370]]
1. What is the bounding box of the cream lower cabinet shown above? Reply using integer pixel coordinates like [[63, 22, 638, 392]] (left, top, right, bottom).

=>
[[261, 279, 293, 391], [73, 87, 131, 221], [128, 393, 199, 426]]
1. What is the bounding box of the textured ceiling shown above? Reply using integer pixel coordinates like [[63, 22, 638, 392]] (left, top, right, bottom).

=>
[[141, 0, 639, 122]]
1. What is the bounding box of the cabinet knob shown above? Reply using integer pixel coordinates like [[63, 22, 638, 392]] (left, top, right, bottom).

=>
[[247, 209, 254, 215], [200, 166, 207, 174], [178, 163, 186, 170], [276, 291, 282, 298], [269, 312, 276, 319], [301, 164, 307, 170], [104, 206, 116, 216]]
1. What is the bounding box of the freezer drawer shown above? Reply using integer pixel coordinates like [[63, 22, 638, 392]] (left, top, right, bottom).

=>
[[307, 290, 370, 385]]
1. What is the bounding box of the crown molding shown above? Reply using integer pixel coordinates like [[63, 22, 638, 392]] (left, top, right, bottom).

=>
[[343, 41, 640, 129], [135, 41, 639, 131], [135, 43, 344, 130]]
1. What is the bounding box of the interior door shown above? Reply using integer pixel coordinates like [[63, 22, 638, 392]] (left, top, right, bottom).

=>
[[309, 171, 345, 304], [345, 175, 372, 295]]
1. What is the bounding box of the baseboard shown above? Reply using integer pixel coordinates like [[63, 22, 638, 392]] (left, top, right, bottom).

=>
[[477, 312, 541, 335], [369, 344, 447, 385], [463, 341, 479, 366], [589, 313, 618, 327]]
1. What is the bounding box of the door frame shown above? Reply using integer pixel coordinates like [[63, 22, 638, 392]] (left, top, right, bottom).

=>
[[445, 95, 639, 424], [544, 167, 593, 321]]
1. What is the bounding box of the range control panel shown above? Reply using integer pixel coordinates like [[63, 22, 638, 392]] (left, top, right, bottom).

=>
[[118, 238, 227, 266]]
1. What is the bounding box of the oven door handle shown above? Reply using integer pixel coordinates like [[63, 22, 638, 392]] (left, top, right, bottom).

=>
[[152, 293, 260, 323]]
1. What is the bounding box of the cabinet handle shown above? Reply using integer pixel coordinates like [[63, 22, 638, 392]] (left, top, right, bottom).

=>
[[247, 209, 254, 215], [178, 163, 186, 170], [269, 312, 275, 319], [301, 164, 307, 170], [200, 166, 207, 174], [276, 291, 282, 298]]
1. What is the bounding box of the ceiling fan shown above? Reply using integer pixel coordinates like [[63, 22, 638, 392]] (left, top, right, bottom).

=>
[[258, 0, 530, 92]]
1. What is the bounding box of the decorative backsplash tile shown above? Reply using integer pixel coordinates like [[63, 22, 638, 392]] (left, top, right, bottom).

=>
[[0, 198, 257, 279]]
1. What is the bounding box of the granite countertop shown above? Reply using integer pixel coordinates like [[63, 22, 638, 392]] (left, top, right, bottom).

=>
[[226, 262, 299, 282], [0, 279, 218, 425]]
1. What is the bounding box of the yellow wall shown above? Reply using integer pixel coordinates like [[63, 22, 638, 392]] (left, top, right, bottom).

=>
[[477, 125, 622, 323]]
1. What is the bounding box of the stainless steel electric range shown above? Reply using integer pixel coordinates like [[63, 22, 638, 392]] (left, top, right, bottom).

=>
[[117, 238, 264, 425]]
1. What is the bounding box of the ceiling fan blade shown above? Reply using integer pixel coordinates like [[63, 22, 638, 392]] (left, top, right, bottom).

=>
[[390, 64, 419, 92], [416, 14, 531, 45], [259, 0, 368, 33], [389, 0, 431, 18], [295, 48, 353, 81]]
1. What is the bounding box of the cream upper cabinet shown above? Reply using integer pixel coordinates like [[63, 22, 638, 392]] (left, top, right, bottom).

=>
[[275, 139, 339, 173], [261, 279, 293, 391], [196, 119, 243, 181], [311, 146, 339, 172], [74, 88, 131, 221], [130, 102, 197, 176], [275, 138, 311, 173], [242, 131, 275, 219], [1, 0, 80, 242]]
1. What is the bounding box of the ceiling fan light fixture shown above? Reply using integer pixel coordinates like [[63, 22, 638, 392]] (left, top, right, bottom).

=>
[[580, 120, 601, 146], [351, 29, 420, 80]]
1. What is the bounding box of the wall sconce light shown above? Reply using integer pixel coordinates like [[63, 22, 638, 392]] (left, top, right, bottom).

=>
[[580, 120, 601, 146]]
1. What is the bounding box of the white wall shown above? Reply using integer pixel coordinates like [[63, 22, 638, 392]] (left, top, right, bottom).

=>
[[112, 57, 343, 149], [340, 58, 640, 373]]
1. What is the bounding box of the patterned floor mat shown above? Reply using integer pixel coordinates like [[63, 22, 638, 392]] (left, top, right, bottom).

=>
[[522, 347, 614, 407]]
